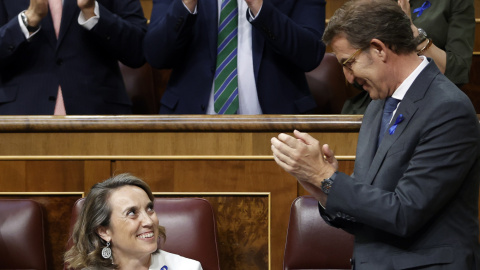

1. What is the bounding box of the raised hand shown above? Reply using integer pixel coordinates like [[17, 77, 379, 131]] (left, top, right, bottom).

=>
[[397, 0, 412, 20], [25, 0, 49, 27], [271, 130, 336, 187], [77, 0, 96, 20]]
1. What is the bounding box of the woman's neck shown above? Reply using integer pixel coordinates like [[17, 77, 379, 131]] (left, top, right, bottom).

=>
[[114, 253, 151, 270]]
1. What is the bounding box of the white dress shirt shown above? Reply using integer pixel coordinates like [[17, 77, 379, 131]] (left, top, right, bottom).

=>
[[184, 0, 262, 114], [389, 56, 429, 122]]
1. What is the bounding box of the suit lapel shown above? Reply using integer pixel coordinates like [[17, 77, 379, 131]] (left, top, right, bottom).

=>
[[355, 99, 382, 182], [366, 99, 418, 184], [56, 0, 77, 48], [364, 59, 438, 184], [251, 27, 264, 81], [41, 9, 57, 49], [203, 0, 218, 65]]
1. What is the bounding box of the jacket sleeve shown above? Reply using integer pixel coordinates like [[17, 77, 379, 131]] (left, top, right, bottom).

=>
[[249, 0, 326, 72], [443, 0, 475, 84], [143, 0, 197, 69], [0, 4, 28, 69], [89, 0, 148, 68]]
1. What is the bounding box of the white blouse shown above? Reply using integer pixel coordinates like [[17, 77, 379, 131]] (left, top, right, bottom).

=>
[[149, 250, 203, 270]]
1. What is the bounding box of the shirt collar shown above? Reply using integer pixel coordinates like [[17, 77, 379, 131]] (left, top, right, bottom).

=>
[[391, 56, 429, 101]]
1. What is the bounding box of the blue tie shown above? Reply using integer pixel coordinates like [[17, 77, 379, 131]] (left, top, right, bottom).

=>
[[377, 97, 400, 147]]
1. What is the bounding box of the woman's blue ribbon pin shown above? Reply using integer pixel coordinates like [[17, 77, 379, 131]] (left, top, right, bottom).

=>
[[413, 1, 431, 17], [389, 114, 404, 135]]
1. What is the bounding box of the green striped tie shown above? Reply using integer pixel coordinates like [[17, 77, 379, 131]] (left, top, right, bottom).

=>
[[214, 0, 239, 114]]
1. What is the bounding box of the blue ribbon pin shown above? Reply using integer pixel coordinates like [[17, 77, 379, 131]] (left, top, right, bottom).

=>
[[161, 266, 168, 270], [413, 1, 431, 17], [389, 114, 404, 135]]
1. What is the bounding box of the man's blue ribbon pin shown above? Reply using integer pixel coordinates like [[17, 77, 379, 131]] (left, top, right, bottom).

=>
[[413, 1, 431, 17], [389, 114, 404, 135], [161, 266, 168, 270]]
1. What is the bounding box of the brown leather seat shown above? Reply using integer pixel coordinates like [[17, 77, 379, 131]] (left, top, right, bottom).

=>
[[121, 53, 347, 115], [0, 199, 47, 270], [306, 53, 348, 114], [119, 63, 161, 114], [67, 197, 221, 270], [283, 196, 354, 270]]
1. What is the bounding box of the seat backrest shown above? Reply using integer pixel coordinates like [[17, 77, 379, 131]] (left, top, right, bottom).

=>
[[283, 196, 354, 270], [0, 199, 47, 270], [119, 63, 165, 114], [306, 53, 348, 114], [67, 197, 221, 270]]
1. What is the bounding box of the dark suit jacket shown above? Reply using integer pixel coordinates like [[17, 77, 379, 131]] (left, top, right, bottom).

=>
[[0, 0, 147, 114], [144, 0, 326, 114], [321, 60, 480, 269]]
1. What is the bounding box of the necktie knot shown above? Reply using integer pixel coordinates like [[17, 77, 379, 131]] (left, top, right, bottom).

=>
[[384, 97, 400, 114]]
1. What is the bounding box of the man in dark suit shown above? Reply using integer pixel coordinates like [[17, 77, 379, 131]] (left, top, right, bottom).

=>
[[271, 0, 480, 269], [144, 0, 326, 114], [0, 0, 147, 114]]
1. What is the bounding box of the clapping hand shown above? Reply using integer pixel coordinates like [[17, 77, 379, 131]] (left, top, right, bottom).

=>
[[25, 0, 49, 27]]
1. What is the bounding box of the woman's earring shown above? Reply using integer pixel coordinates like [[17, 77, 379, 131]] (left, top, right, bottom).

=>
[[102, 241, 112, 259]]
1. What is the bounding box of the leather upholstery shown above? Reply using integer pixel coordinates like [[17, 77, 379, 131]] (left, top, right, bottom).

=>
[[0, 199, 47, 270], [306, 53, 348, 114], [67, 197, 221, 270], [283, 196, 354, 270]]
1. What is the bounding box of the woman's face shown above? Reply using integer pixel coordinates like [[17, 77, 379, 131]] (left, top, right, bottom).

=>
[[99, 185, 159, 261]]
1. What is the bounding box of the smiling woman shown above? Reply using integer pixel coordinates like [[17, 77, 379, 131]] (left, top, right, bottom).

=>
[[64, 173, 203, 270]]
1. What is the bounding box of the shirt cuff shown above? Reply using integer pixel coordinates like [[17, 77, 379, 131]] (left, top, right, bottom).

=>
[[18, 12, 40, 40], [182, 1, 197, 14], [247, 4, 262, 22], [78, 1, 100, 30]]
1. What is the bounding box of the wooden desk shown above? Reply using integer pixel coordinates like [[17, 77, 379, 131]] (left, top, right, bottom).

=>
[[0, 115, 360, 270]]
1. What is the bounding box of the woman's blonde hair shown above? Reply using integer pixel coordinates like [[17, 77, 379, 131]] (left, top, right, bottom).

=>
[[64, 173, 166, 269]]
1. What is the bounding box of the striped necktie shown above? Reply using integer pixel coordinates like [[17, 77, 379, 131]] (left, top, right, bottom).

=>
[[214, 0, 239, 114]]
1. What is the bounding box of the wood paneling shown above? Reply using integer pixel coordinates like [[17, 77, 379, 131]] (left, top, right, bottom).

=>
[[0, 115, 360, 270]]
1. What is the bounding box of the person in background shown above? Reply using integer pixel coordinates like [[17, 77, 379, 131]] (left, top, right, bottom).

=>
[[0, 0, 147, 115], [398, 0, 475, 85], [271, 0, 480, 268], [64, 173, 203, 270], [342, 0, 475, 114], [144, 0, 326, 114]]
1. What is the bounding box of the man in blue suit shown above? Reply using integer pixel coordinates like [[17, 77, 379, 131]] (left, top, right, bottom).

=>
[[0, 0, 147, 114], [144, 0, 326, 114], [271, 0, 480, 269]]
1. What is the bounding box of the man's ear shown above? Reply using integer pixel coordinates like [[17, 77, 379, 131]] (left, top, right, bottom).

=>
[[370, 38, 388, 61], [97, 226, 112, 243]]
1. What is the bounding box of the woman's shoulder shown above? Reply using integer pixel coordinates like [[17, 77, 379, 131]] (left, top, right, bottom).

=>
[[151, 250, 203, 270]]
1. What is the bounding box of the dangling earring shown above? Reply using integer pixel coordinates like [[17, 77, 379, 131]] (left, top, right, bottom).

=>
[[102, 241, 112, 259]]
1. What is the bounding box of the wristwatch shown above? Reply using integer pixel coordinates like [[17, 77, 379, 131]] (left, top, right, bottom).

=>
[[20, 11, 40, 33], [321, 172, 337, 194], [416, 28, 427, 45]]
